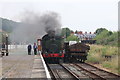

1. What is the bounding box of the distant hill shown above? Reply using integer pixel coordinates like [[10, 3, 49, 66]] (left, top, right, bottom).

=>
[[0, 18, 21, 33]]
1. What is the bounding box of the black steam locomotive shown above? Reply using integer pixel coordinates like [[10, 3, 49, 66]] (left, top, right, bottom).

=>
[[41, 31, 90, 63], [41, 31, 64, 63]]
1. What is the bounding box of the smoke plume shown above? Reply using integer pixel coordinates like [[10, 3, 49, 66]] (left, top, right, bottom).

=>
[[10, 11, 61, 44]]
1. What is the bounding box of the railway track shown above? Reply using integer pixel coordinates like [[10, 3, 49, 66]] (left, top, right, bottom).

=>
[[47, 64, 79, 80], [61, 63, 120, 80], [75, 63, 120, 80]]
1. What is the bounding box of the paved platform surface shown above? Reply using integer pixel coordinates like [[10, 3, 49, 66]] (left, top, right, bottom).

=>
[[31, 55, 46, 78], [0, 48, 50, 78]]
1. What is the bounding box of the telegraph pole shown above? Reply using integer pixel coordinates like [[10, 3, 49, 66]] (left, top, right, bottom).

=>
[[6, 34, 9, 56]]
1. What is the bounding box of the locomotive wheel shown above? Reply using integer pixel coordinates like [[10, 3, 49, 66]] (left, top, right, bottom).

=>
[[80, 57, 86, 63], [81, 59, 84, 63], [82, 59, 85, 63]]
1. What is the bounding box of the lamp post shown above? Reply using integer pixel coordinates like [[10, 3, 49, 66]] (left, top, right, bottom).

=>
[[6, 34, 9, 56]]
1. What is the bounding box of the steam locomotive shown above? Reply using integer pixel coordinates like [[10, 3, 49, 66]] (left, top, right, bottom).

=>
[[41, 31, 90, 63], [41, 31, 64, 63]]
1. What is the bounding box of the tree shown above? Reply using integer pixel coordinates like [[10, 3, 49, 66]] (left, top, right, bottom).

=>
[[95, 28, 107, 35], [61, 28, 71, 38], [66, 34, 79, 41], [75, 30, 78, 34], [94, 29, 118, 46]]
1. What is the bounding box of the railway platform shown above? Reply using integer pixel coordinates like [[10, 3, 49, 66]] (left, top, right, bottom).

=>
[[31, 54, 51, 78], [1, 48, 51, 79]]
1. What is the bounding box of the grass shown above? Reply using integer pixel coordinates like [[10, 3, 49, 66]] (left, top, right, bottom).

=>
[[101, 56, 118, 73], [86, 44, 119, 74], [87, 52, 103, 64]]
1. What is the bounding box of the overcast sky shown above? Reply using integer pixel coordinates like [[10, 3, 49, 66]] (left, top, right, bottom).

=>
[[0, 0, 119, 32]]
